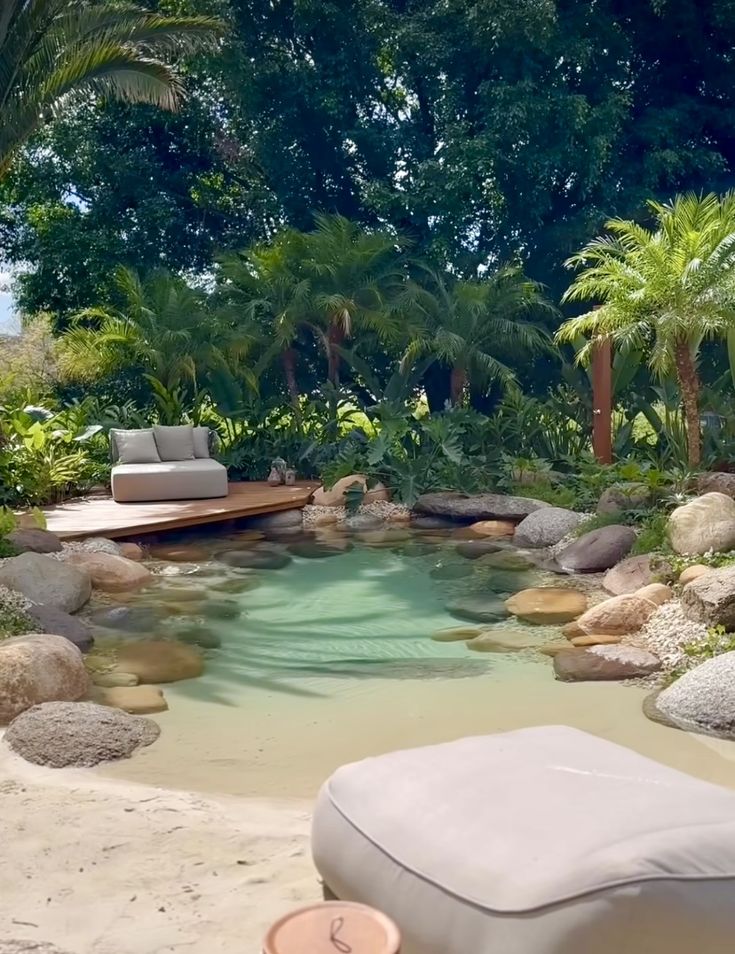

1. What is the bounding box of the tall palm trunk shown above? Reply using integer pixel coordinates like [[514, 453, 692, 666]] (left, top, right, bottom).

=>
[[674, 339, 701, 469], [450, 365, 467, 406], [281, 347, 301, 426], [327, 324, 344, 386]]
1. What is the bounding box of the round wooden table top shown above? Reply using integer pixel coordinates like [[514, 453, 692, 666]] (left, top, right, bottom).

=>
[[263, 901, 401, 954]]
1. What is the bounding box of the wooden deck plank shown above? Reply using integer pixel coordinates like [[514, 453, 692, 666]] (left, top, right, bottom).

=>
[[41, 481, 318, 540]]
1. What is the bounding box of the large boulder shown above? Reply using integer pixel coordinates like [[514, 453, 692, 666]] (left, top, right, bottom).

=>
[[0, 552, 91, 612], [596, 483, 651, 515], [64, 551, 153, 592], [697, 472, 735, 498], [603, 554, 673, 595], [4, 701, 160, 766], [513, 507, 584, 548], [667, 492, 735, 555], [681, 566, 735, 629], [114, 640, 204, 684], [0, 633, 89, 723], [572, 593, 659, 636], [26, 604, 94, 652], [504, 587, 587, 624], [555, 525, 636, 573], [553, 645, 661, 682], [311, 475, 389, 507], [414, 492, 549, 523], [648, 653, 735, 738], [6, 528, 62, 554]]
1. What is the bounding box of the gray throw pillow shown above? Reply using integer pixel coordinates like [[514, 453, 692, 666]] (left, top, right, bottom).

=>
[[153, 424, 195, 461], [192, 426, 211, 459], [111, 429, 161, 464]]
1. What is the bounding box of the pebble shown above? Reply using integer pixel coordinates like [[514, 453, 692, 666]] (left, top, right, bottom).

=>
[[628, 599, 709, 672]]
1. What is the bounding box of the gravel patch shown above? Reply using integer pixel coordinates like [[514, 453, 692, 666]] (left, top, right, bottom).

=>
[[0, 585, 32, 613], [627, 599, 709, 672], [303, 501, 411, 527]]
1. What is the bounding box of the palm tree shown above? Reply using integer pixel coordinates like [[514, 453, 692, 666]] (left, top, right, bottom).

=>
[[404, 265, 554, 406], [0, 0, 224, 176], [216, 232, 313, 410], [557, 192, 735, 468], [58, 267, 254, 415], [303, 214, 409, 385]]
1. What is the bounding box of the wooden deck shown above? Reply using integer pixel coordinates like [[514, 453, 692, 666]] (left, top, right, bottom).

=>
[[42, 481, 318, 541]]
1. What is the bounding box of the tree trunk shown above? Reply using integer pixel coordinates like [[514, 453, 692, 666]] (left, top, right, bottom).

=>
[[424, 362, 452, 413], [450, 365, 467, 406], [281, 347, 300, 405], [674, 339, 701, 469], [327, 324, 344, 386]]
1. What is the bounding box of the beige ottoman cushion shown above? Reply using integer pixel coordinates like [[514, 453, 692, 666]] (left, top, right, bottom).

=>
[[312, 726, 735, 954], [111, 459, 227, 502]]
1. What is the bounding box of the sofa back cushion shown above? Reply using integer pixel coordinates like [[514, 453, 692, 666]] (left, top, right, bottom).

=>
[[153, 424, 195, 461], [192, 426, 211, 459], [110, 428, 161, 464]]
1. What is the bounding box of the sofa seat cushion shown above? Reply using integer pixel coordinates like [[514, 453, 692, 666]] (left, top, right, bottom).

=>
[[312, 726, 735, 954], [111, 459, 228, 502]]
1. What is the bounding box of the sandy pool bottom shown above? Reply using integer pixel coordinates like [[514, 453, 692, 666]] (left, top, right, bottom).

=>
[[99, 657, 735, 798]]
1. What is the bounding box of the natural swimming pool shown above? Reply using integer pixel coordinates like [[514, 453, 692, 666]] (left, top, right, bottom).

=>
[[93, 522, 735, 798]]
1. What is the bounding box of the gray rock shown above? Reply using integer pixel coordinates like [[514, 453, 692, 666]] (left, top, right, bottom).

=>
[[455, 539, 504, 559], [410, 515, 457, 530], [342, 513, 384, 531], [7, 528, 62, 553], [513, 507, 584, 548], [414, 492, 549, 522], [0, 552, 91, 612], [287, 541, 348, 559], [26, 604, 94, 652], [653, 652, 735, 739], [88, 605, 162, 632], [556, 525, 636, 573], [553, 645, 661, 682], [218, 549, 291, 570], [597, 483, 651, 514], [245, 509, 303, 530], [445, 595, 509, 623], [5, 701, 160, 766], [681, 566, 735, 628], [603, 554, 674, 596], [697, 472, 735, 498]]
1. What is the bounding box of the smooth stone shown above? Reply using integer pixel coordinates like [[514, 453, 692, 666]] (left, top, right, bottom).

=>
[[561, 620, 585, 640], [570, 634, 622, 647], [478, 550, 534, 571], [311, 512, 340, 527], [218, 549, 291, 570], [118, 542, 144, 561], [209, 577, 261, 594], [465, 631, 541, 652], [504, 587, 587, 625], [357, 529, 411, 546], [415, 492, 549, 522], [93, 684, 168, 715], [668, 492, 735, 555], [0, 552, 91, 613], [114, 641, 204, 684], [400, 543, 440, 557], [539, 642, 578, 657], [287, 541, 349, 558], [7, 528, 62, 554], [467, 520, 516, 538], [679, 564, 712, 585], [455, 539, 504, 559], [65, 551, 153, 593], [93, 671, 140, 687], [431, 626, 485, 642], [0, 634, 89, 723], [603, 554, 674, 596], [410, 515, 458, 530], [26, 604, 94, 652], [696, 472, 735, 498], [342, 513, 385, 532], [311, 475, 390, 507], [597, 483, 651, 514], [553, 645, 661, 682], [150, 543, 211, 562], [481, 570, 537, 595], [228, 529, 266, 542], [4, 701, 159, 766], [512, 508, 584, 549], [246, 510, 303, 530], [635, 583, 673, 606], [445, 596, 509, 623], [203, 599, 241, 620], [681, 566, 735, 628], [573, 594, 659, 636], [175, 625, 223, 649], [88, 605, 161, 632], [157, 585, 210, 602], [556, 525, 636, 573]]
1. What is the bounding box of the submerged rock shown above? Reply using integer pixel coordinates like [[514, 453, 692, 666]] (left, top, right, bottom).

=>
[[431, 626, 484, 642], [5, 700, 159, 766], [0, 552, 91, 612], [92, 684, 168, 715], [218, 549, 291, 570], [114, 641, 204, 684], [0, 634, 89, 723], [445, 595, 509, 623], [505, 587, 586, 625], [455, 539, 503, 559]]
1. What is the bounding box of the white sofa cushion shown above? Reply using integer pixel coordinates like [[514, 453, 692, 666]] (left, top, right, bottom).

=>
[[153, 424, 195, 461], [111, 458, 227, 502], [110, 428, 161, 464], [312, 726, 735, 954]]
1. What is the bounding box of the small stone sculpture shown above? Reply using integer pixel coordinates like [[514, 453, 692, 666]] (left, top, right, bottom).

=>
[[267, 457, 288, 485]]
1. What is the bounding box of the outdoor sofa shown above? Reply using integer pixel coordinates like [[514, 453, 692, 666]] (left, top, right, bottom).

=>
[[312, 725, 735, 954], [110, 425, 228, 502]]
